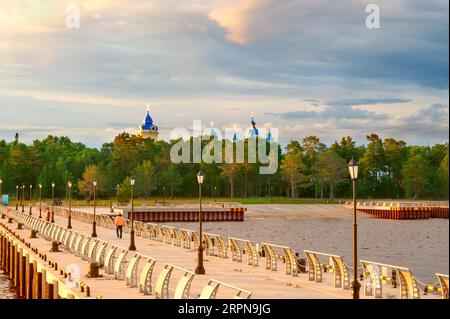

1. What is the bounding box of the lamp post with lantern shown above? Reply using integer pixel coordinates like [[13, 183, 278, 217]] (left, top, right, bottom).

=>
[[68, 181, 72, 229], [51, 182, 55, 223], [21, 184, 25, 213], [195, 171, 205, 275], [92, 180, 98, 237], [39, 184, 42, 219], [29, 184, 33, 215], [348, 158, 361, 299], [129, 177, 136, 251], [15, 186, 19, 210]]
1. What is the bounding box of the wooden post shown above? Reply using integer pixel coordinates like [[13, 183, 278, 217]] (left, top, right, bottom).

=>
[[52, 280, 59, 299], [32, 260, 38, 299], [9, 243, 15, 280], [14, 250, 20, 287], [26, 260, 34, 299], [35, 271, 43, 299], [20, 255, 26, 297], [0, 236, 4, 268], [5, 240, 10, 274], [41, 269, 47, 299], [45, 282, 54, 299]]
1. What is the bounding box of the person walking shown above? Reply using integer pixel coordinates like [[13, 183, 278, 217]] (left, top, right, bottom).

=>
[[45, 207, 51, 222], [115, 213, 125, 239]]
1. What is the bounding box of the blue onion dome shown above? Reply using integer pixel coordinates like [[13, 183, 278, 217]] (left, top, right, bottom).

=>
[[210, 129, 218, 139], [210, 121, 219, 139], [267, 129, 273, 142], [249, 113, 259, 137], [232, 132, 238, 142], [141, 105, 158, 131]]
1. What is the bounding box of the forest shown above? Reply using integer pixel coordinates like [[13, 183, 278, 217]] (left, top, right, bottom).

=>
[[0, 133, 448, 201]]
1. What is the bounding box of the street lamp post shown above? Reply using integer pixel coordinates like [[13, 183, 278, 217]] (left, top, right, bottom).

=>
[[348, 158, 361, 299], [129, 177, 136, 251], [15, 186, 19, 210], [195, 171, 205, 275], [92, 180, 97, 237], [29, 185, 33, 215], [116, 184, 121, 205], [21, 185, 25, 213], [68, 181, 72, 229], [51, 182, 55, 223], [39, 184, 42, 219]]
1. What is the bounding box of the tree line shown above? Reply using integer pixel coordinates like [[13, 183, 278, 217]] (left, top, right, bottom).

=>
[[0, 133, 448, 201]]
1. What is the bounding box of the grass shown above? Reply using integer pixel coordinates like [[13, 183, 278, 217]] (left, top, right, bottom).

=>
[[6, 197, 342, 207]]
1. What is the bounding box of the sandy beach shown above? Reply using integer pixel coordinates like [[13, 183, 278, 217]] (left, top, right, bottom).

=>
[[71, 204, 449, 284]]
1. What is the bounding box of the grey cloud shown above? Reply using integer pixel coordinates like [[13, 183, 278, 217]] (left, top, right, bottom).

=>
[[329, 98, 411, 106], [266, 105, 390, 121], [269, 103, 449, 146]]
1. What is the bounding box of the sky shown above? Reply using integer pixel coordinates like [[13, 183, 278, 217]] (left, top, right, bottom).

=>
[[0, 0, 448, 148]]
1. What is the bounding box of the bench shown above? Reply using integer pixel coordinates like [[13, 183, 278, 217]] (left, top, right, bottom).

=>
[[203, 233, 228, 258], [436, 273, 449, 299], [161, 226, 176, 245], [87, 239, 100, 262], [154, 264, 195, 299], [228, 238, 242, 262], [80, 237, 92, 261], [114, 249, 129, 280], [154, 225, 164, 242], [68, 232, 80, 253], [139, 258, 157, 295], [360, 260, 420, 299], [180, 229, 192, 250], [95, 241, 108, 265], [229, 237, 258, 266], [125, 253, 142, 288], [262, 243, 298, 277], [134, 221, 145, 238], [104, 246, 118, 274], [199, 280, 252, 299], [75, 235, 86, 257], [304, 250, 350, 289]]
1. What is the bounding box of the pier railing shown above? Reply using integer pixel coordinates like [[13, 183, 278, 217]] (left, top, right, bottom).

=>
[[199, 279, 252, 299], [304, 250, 350, 290], [8, 204, 447, 299], [343, 201, 449, 219], [360, 260, 423, 299], [0, 205, 252, 299]]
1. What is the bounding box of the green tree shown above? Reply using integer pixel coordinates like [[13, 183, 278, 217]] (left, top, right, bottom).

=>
[[402, 155, 430, 200], [78, 165, 102, 199], [302, 136, 326, 198], [133, 160, 155, 197], [281, 150, 307, 199], [317, 150, 347, 199], [160, 164, 182, 198]]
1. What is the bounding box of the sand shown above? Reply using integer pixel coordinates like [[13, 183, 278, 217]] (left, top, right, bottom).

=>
[[71, 204, 449, 284]]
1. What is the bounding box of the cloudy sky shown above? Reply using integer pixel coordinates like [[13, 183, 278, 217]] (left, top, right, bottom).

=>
[[0, 0, 448, 148]]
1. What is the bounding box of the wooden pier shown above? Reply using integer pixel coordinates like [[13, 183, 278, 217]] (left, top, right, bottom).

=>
[[344, 201, 449, 220], [116, 206, 247, 222], [0, 204, 446, 299]]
